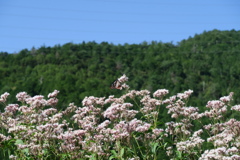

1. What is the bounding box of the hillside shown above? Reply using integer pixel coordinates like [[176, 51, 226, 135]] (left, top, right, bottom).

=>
[[0, 29, 240, 109]]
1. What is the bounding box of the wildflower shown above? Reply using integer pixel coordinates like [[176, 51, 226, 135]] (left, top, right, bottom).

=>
[[118, 74, 128, 83], [112, 121, 130, 139], [82, 96, 105, 106], [8, 125, 27, 133], [226, 147, 238, 154], [0, 133, 11, 142], [103, 103, 134, 121], [49, 113, 63, 123], [176, 129, 204, 154], [166, 146, 173, 156], [135, 123, 151, 132], [9, 155, 17, 160], [41, 108, 57, 116], [48, 90, 60, 98], [220, 92, 233, 103], [177, 90, 193, 99], [82, 96, 96, 106], [152, 128, 164, 135], [5, 104, 19, 113], [231, 105, 240, 111], [206, 100, 224, 109], [127, 157, 140, 160], [231, 155, 240, 159], [16, 92, 30, 102], [153, 89, 169, 98], [97, 120, 110, 131], [62, 103, 77, 115], [111, 74, 129, 90], [200, 147, 230, 160], [26, 95, 47, 108], [0, 92, 10, 103], [121, 83, 130, 89]]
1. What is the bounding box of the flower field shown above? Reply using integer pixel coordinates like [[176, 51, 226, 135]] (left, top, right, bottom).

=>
[[0, 75, 240, 160]]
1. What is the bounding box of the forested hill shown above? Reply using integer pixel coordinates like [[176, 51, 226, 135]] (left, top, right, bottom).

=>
[[0, 29, 240, 109]]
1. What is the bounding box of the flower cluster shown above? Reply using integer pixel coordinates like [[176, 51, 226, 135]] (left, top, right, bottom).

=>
[[200, 147, 240, 160], [0, 75, 240, 159], [118, 74, 130, 89], [153, 89, 169, 98], [0, 92, 10, 103], [176, 129, 204, 155]]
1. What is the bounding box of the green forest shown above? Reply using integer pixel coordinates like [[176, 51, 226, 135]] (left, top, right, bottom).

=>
[[0, 29, 240, 109]]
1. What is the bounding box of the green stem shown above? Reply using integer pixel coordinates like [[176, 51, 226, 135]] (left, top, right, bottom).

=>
[[133, 135, 144, 159], [132, 97, 141, 111]]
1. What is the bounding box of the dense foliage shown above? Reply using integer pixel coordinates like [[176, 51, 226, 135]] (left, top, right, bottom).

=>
[[0, 29, 240, 109]]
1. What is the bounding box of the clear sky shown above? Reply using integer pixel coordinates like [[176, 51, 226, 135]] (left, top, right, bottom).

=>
[[0, 0, 239, 53]]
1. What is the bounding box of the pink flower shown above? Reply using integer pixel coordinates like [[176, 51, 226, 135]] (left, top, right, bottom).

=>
[[103, 104, 121, 120], [16, 92, 30, 102], [97, 120, 110, 131], [9, 155, 17, 160], [103, 103, 134, 120], [226, 144, 238, 153], [62, 103, 77, 115], [73, 129, 86, 136], [135, 123, 151, 132], [184, 90, 193, 96], [171, 113, 178, 119], [5, 104, 19, 113], [25, 95, 47, 108], [47, 98, 58, 106], [152, 128, 164, 135], [220, 92, 233, 103], [94, 134, 104, 140], [177, 93, 188, 99], [153, 89, 169, 98], [48, 90, 60, 98], [82, 96, 105, 106], [0, 133, 11, 142], [41, 108, 57, 116], [176, 90, 193, 100], [206, 100, 224, 109], [118, 74, 128, 83], [231, 105, 240, 111], [0, 92, 10, 103], [121, 83, 130, 90]]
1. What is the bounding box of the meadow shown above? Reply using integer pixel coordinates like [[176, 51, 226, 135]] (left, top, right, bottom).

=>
[[0, 74, 240, 160]]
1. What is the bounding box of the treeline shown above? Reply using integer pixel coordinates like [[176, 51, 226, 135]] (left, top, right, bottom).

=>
[[0, 29, 240, 109]]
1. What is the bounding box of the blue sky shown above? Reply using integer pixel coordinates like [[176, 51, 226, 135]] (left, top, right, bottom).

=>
[[0, 0, 239, 53]]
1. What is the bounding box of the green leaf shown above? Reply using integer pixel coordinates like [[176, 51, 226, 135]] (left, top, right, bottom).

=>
[[110, 150, 118, 157], [15, 139, 24, 145], [151, 142, 159, 153], [109, 155, 116, 160], [176, 150, 182, 158], [164, 142, 168, 149], [120, 148, 125, 157]]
